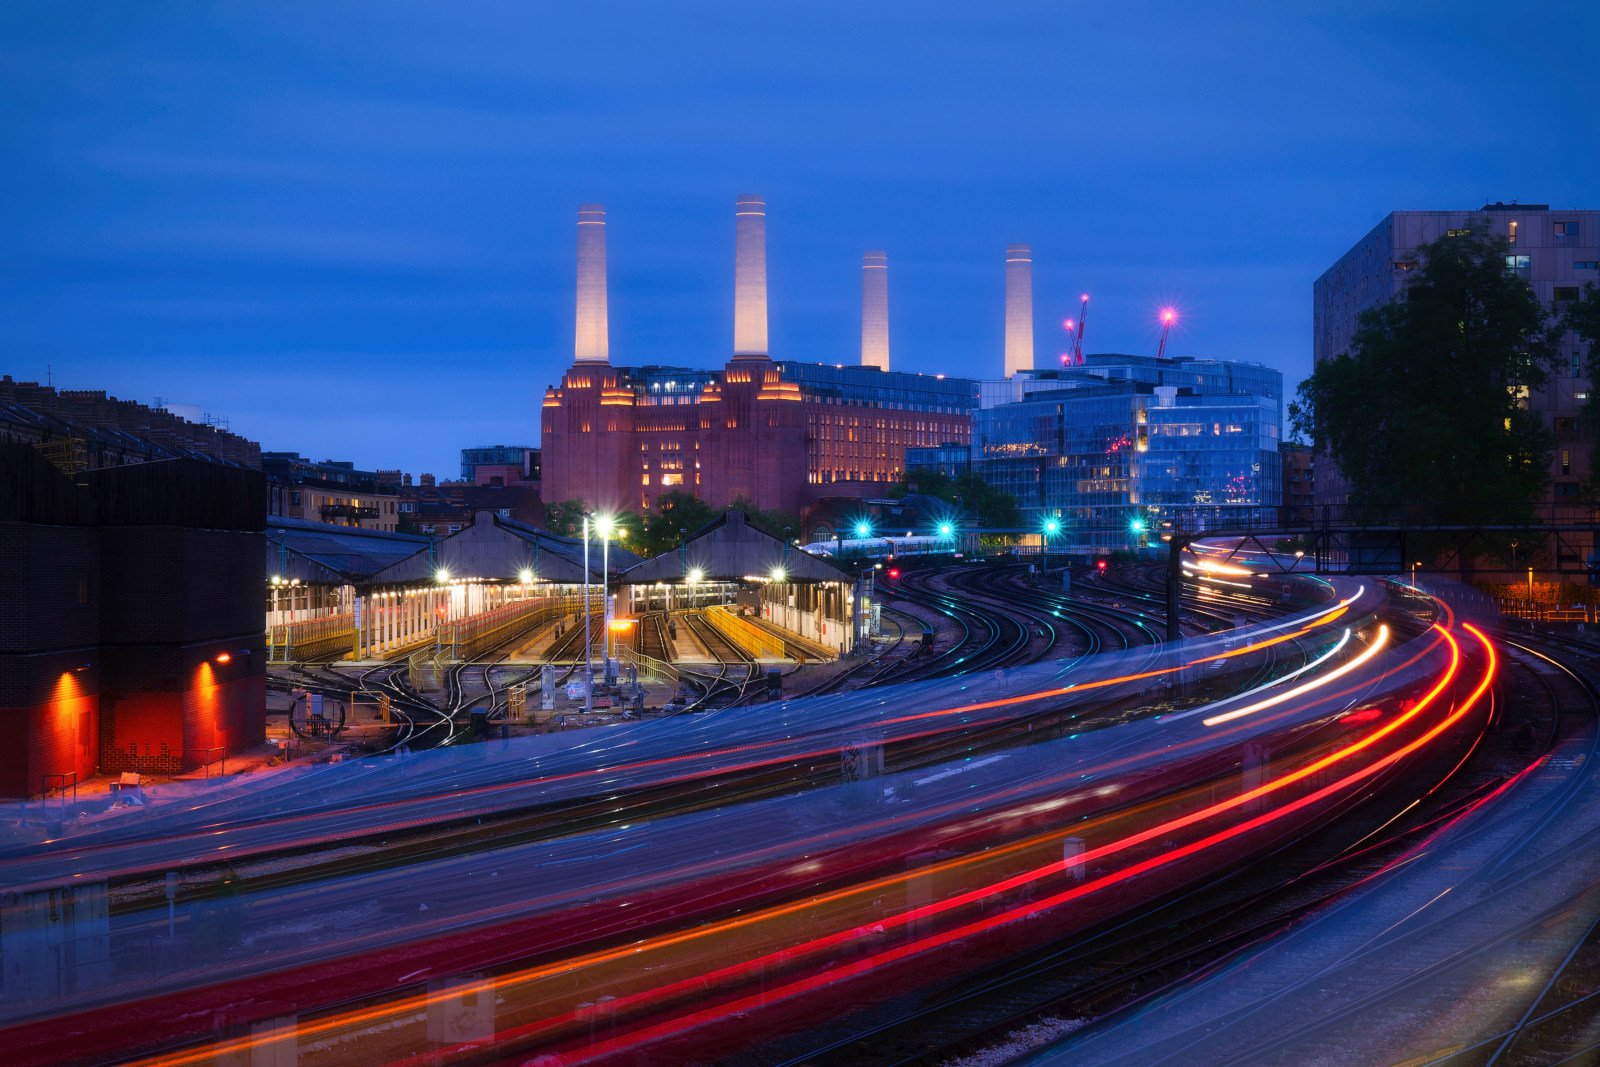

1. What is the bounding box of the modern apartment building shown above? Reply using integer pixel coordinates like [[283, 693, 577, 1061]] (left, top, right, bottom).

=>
[[1313, 203, 1599, 507], [973, 353, 1283, 543]]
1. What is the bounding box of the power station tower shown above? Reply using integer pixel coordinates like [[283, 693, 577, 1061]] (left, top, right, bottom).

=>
[[1004, 244, 1035, 377], [733, 194, 769, 360], [861, 250, 889, 371], [574, 204, 608, 364]]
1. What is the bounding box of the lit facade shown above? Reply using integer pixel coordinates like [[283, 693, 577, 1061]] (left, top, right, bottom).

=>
[[539, 195, 974, 515], [973, 353, 1283, 538], [541, 360, 974, 513], [264, 452, 402, 532], [1313, 203, 1600, 507]]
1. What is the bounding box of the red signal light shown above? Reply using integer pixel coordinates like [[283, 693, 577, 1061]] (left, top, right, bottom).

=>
[[1096, 559, 1108, 572], [887, 568, 901, 580]]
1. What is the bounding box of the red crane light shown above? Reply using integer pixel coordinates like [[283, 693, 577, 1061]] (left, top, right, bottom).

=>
[[1156, 306, 1178, 359]]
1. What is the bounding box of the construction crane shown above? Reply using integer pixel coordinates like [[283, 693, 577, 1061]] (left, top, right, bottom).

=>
[[1156, 306, 1177, 359], [1073, 293, 1089, 364], [1059, 317, 1076, 367]]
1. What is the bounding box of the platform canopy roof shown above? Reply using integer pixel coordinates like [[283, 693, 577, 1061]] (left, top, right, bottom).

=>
[[365, 510, 641, 586], [620, 509, 851, 585], [267, 516, 432, 585]]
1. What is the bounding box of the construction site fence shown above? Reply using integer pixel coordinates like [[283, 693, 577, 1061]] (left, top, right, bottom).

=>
[[269, 612, 356, 661], [1498, 601, 1597, 623], [440, 592, 600, 661], [705, 606, 788, 661]]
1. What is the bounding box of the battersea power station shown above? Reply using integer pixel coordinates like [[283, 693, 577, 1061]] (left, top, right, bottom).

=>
[[540, 197, 977, 515]]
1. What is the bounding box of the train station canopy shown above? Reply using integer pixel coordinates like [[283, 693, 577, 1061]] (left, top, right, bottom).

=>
[[620, 509, 851, 585], [267, 516, 431, 585], [366, 510, 640, 586]]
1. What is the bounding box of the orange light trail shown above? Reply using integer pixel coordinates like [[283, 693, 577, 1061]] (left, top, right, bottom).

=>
[[139, 617, 1474, 1067]]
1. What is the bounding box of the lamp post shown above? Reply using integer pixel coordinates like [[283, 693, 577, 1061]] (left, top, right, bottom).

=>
[[1041, 517, 1060, 572], [1528, 565, 1535, 609], [596, 514, 616, 686], [582, 514, 593, 714]]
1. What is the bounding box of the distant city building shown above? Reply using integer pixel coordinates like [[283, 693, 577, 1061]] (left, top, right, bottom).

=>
[[540, 197, 976, 515], [263, 452, 402, 532], [0, 376, 260, 472], [973, 353, 1283, 542], [396, 470, 545, 537], [905, 443, 973, 481], [1280, 441, 1315, 522], [1314, 203, 1599, 507], [460, 445, 540, 487]]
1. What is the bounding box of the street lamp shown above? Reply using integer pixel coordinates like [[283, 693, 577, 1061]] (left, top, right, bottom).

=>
[[595, 514, 617, 685], [1129, 515, 1146, 548], [581, 515, 593, 714], [687, 566, 704, 610], [1041, 517, 1060, 572], [855, 520, 872, 540]]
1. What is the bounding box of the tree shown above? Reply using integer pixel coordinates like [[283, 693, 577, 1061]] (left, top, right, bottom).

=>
[[891, 469, 1021, 528], [1567, 283, 1600, 500], [605, 509, 646, 553], [541, 498, 589, 538], [1289, 228, 1559, 522], [638, 490, 717, 556], [727, 496, 802, 542]]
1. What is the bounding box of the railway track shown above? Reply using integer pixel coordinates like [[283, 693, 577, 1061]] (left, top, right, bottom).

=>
[[780, 590, 1596, 1067]]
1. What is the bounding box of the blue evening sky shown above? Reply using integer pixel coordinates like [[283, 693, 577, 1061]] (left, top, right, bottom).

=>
[[3, 2, 1596, 476]]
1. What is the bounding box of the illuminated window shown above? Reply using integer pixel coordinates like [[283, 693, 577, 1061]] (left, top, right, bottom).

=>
[[1446, 228, 1472, 237], [1562, 450, 1571, 475], [1578, 262, 1599, 271], [1506, 255, 1531, 276], [1393, 260, 1419, 271], [1508, 220, 1518, 245], [1555, 221, 1578, 241]]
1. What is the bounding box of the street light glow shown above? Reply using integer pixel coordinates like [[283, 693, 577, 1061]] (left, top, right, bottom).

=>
[[855, 521, 871, 538], [434, 567, 450, 584], [518, 567, 534, 584], [1129, 517, 1146, 534], [769, 566, 787, 583], [687, 567, 704, 584], [594, 514, 615, 539], [937, 521, 954, 537], [1043, 519, 1060, 536]]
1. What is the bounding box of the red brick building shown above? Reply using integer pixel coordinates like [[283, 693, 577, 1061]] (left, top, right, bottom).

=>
[[540, 358, 973, 515], [539, 197, 975, 516]]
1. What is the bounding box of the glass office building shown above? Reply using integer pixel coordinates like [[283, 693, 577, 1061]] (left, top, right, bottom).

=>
[[974, 354, 1282, 542]]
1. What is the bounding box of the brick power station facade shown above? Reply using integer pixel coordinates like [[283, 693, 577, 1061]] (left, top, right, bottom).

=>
[[540, 198, 976, 515], [0, 446, 265, 798]]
